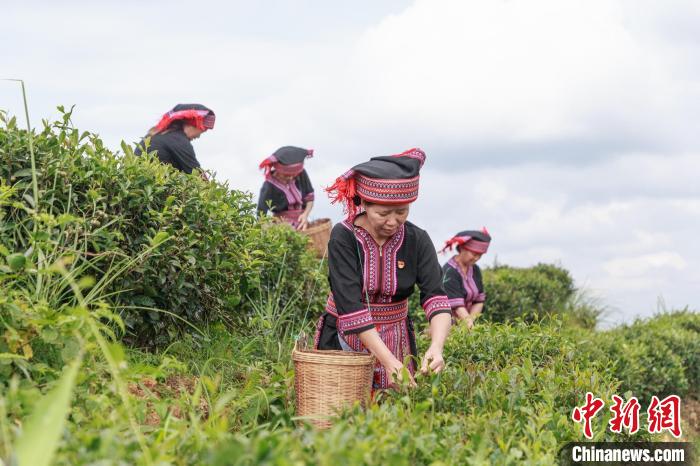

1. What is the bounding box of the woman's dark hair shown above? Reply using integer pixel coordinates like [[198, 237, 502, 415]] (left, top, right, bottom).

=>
[[146, 120, 185, 137]]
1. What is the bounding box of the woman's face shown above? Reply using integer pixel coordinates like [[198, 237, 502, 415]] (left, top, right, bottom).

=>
[[362, 202, 410, 238], [272, 171, 296, 183], [183, 124, 206, 140], [458, 247, 482, 266]]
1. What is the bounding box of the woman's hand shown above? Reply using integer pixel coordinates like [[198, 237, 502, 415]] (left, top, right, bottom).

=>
[[454, 306, 469, 321], [296, 201, 314, 231], [463, 316, 474, 330], [421, 345, 446, 374], [385, 358, 416, 388], [453, 307, 474, 329], [358, 328, 415, 388], [296, 213, 310, 231]]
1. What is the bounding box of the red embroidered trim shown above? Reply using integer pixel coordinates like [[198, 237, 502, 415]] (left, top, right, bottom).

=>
[[422, 295, 451, 321]]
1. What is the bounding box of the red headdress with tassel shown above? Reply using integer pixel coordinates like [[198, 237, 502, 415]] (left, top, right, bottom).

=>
[[441, 227, 491, 254], [154, 104, 215, 134], [326, 148, 425, 219], [260, 147, 313, 178]]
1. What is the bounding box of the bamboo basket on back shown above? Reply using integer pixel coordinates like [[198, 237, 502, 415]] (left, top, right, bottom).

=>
[[292, 336, 374, 429], [301, 218, 332, 258]]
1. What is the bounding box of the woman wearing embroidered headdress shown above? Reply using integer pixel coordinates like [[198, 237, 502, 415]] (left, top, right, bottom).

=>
[[135, 103, 215, 178], [441, 229, 492, 329], [315, 148, 452, 390], [257, 146, 315, 230]]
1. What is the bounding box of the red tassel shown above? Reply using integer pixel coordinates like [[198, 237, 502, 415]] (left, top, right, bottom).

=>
[[482, 226, 490, 236], [440, 237, 466, 254], [325, 175, 357, 217], [440, 238, 456, 254], [259, 158, 275, 176]]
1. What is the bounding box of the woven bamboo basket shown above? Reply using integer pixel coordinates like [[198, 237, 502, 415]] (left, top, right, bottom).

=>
[[293, 339, 374, 429], [301, 218, 332, 258]]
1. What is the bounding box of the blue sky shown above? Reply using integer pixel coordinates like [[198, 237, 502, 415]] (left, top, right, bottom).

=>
[[2, 0, 698, 326]]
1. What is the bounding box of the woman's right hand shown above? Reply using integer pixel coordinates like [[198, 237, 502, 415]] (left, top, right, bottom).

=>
[[358, 328, 416, 388], [384, 358, 416, 388]]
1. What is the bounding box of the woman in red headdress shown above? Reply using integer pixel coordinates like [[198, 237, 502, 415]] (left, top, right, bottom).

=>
[[257, 146, 315, 230], [440, 229, 492, 329], [136, 104, 215, 178], [315, 148, 452, 390]]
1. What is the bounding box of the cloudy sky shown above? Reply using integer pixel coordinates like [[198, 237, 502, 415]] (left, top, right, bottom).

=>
[[3, 0, 698, 326]]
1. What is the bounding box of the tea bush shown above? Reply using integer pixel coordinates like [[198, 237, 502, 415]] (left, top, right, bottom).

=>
[[411, 261, 595, 329], [481, 263, 576, 322], [0, 109, 326, 347], [4, 317, 632, 465], [582, 310, 700, 401], [204, 320, 628, 465]]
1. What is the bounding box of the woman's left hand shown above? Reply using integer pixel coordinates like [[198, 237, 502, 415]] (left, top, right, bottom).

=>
[[296, 214, 309, 231], [420, 345, 445, 374]]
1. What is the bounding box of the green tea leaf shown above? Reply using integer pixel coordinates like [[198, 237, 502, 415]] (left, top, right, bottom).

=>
[[13, 168, 33, 178], [22, 194, 35, 208], [149, 231, 170, 247], [6, 253, 26, 272]]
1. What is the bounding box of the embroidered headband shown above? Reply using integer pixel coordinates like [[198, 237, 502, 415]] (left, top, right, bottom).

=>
[[441, 227, 491, 254], [154, 104, 215, 133], [326, 148, 426, 217], [259, 147, 314, 177]]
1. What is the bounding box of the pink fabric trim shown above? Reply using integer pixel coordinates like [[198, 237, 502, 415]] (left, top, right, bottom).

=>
[[355, 174, 420, 205], [337, 308, 373, 333], [274, 162, 304, 176], [350, 223, 405, 303], [457, 236, 490, 254], [448, 297, 467, 309], [441, 235, 490, 254], [266, 174, 303, 207], [202, 114, 215, 129], [273, 209, 303, 227], [313, 315, 325, 349], [446, 257, 485, 308], [422, 295, 451, 321]]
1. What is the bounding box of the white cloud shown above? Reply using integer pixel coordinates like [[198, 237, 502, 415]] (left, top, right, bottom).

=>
[[2, 0, 699, 324], [603, 252, 687, 278]]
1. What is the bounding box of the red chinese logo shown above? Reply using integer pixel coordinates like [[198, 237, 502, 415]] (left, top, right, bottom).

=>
[[572, 392, 605, 439], [608, 395, 641, 434], [647, 395, 682, 438], [574, 393, 683, 438]]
